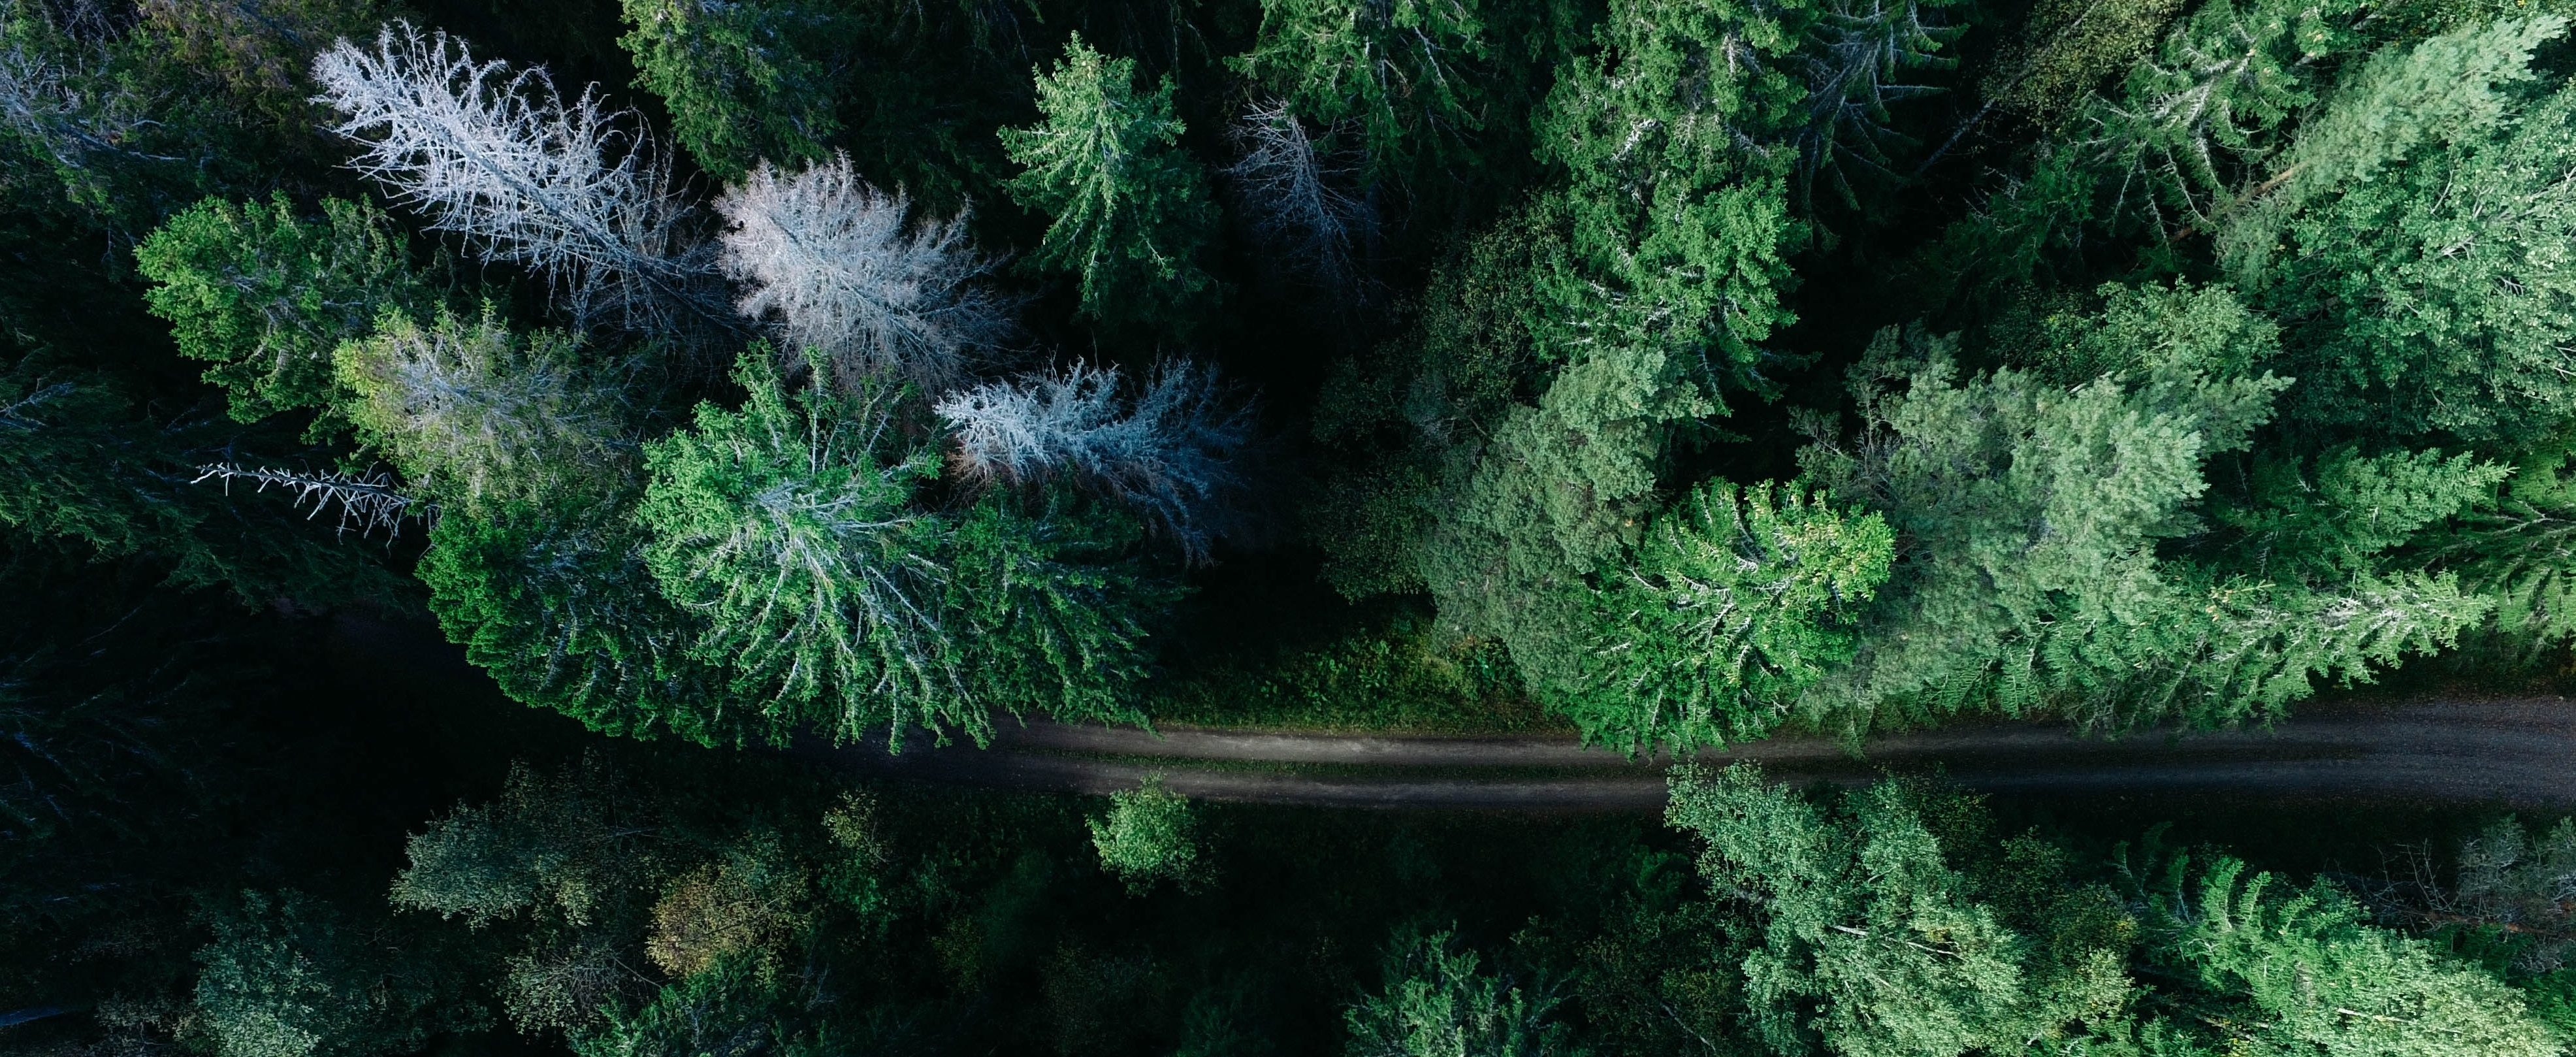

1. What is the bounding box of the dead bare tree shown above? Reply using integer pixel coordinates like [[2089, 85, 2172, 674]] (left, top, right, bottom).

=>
[[192, 463, 425, 538], [1223, 100, 1370, 298], [715, 153, 1017, 395], [936, 360, 1256, 562], [312, 22, 721, 334]]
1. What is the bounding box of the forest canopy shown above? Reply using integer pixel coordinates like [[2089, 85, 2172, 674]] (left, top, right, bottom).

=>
[[5, 0, 2576, 1052]]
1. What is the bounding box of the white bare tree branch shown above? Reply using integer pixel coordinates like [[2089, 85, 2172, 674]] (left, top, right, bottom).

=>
[[192, 463, 426, 539], [1224, 100, 1370, 295], [715, 153, 1017, 394], [310, 22, 718, 333], [936, 360, 1255, 562]]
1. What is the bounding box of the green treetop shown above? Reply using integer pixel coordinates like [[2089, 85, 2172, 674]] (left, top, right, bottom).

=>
[[1001, 35, 1220, 336], [618, 0, 843, 182], [639, 348, 957, 746], [1088, 775, 1200, 894], [137, 195, 442, 434], [1559, 480, 1893, 753], [1231, 0, 1488, 185]]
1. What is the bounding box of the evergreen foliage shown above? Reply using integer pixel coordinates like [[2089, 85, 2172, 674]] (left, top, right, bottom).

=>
[[1344, 928, 1572, 1057], [1231, 0, 1487, 184], [638, 348, 958, 745], [192, 889, 482, 1057], [334, 306, 629, 517], [2122, 843, 2565, 1057], [617, 0, 844, 182], [1560, 480, 1892, 752], [136, 194, 441, 431], [2227, 16, 2576, 444], [1001, 35, 1220, 336]]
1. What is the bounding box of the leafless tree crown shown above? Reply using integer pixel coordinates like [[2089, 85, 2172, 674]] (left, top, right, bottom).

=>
[[1224, 101, 1369, 295], [715, 154, 1017, 394], [192, 463, 425, 539], [312, 22, 716, 333], [937, 360, 1255, 562]]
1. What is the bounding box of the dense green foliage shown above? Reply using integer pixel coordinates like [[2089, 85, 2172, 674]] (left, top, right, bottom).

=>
[[1001, 35, 1221, 336], [137, 194, 442, 431]]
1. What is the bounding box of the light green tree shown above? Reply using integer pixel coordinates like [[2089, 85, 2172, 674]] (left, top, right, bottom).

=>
[[1560, 480, 1892, 753], [1088, 774, 1199, 893], [638, 347, 960, 747], [334, 307, 628, 517], [137, 195, 441, 432], [1344, 928, 1572, 1057], [1667, 764, 2134, 1057], [193, 890, 481, 1057], [1799, 286, 2488, 737], [1001, 35, 1219, 334], [2123, 847, 2564, 1057], [2222, 16, 2576, 445], [1532, 0, 1804, 384]]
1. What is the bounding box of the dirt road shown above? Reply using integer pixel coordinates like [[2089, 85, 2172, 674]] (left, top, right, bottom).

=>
[[824, 698, 2576, 810]]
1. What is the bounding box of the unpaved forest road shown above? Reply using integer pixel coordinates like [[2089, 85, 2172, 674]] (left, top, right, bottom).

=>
[[823, 698, 2576, 811]]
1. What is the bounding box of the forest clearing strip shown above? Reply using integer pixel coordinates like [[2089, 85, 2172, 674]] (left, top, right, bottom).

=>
[[820, 698, 2576, 810]]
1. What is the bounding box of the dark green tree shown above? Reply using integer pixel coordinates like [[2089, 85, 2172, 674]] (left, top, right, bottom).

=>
[[1231, 0, 1488, 184], [1558, 480, 1892, 752], [1344, 928, 1572, 1057], [1001, 34, 1220, 336]]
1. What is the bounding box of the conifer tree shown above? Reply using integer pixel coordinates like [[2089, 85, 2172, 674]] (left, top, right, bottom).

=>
[[617, 0, 843, 181], [2225, 16, 2576, 444], [2122, 847, 2563, 1057], [637, 348, 958, 746], [1560, 480, 1892, 752], [136, 195, 441, 431], [1230, 0, 1487, 185], [334, 307, 628, 517], [1000, 35, 1219, 336], [1344, 929, 1571, 1057], [1667, 764, 2134, 1056]]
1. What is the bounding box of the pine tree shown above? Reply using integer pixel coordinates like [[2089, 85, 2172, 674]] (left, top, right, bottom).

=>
[[1796, 289, 2494, 737], [1559, 480, 1893, 753], [2225, 16, 2576, 445], [136, 195, 441, 432], [637, 347, 959, 747], [1343, 929, 1572, 1057], [333, 306, 628, 517], [416, 496, 742, 745], [1667, 764, 2134, 1057], [617, 0, 843, 181], [2121, 849, 2562, 1057], [999, 35, 1219, 336], [1229, 0, 1487, 185]]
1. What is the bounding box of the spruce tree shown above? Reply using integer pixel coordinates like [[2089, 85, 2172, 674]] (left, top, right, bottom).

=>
[[1000, 35, 1220, 336]]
